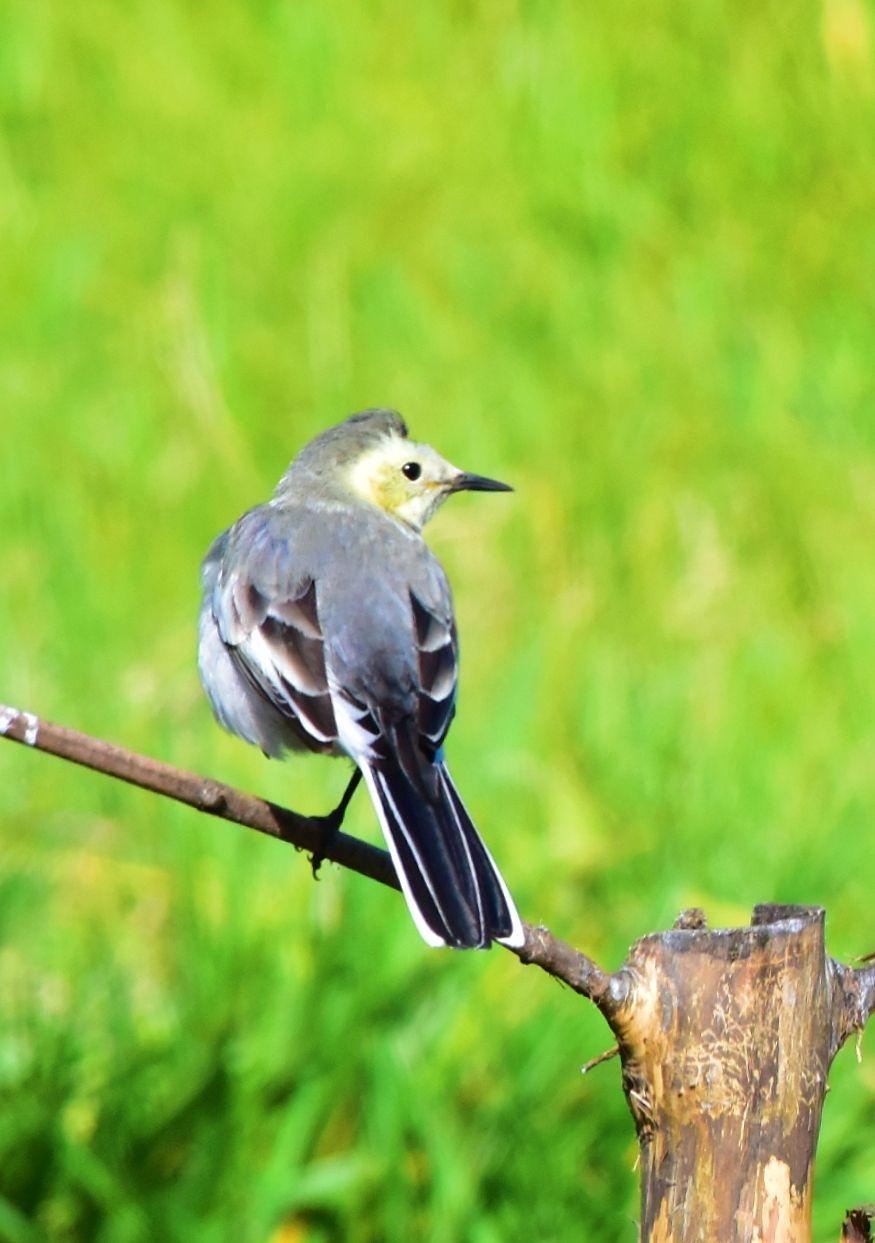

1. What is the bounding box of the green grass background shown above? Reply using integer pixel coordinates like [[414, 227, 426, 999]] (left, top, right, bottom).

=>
[[1, 0, 875, 1238]]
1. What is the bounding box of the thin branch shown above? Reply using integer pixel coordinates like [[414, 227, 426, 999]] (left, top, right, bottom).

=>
[[0, 703, 395, 888], [0, 703, 618, 1013], [581, 1045, 620, 1076], [515, 920, 620, 1010]]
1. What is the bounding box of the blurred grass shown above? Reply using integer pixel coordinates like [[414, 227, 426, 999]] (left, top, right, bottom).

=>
[[1, 0, 875, 1237]]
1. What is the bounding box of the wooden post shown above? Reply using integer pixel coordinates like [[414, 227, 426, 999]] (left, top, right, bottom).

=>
[[598, 905, 869, 1243]]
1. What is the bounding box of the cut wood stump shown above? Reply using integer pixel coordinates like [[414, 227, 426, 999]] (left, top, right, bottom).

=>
[[595, 904, 871, 1243]]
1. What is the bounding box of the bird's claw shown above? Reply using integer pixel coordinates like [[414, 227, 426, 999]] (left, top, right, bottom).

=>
[[308, 769, 362, 878], [309, 811, 340, 879]]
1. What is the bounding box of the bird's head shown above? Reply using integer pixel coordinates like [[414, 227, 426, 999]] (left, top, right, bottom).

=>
[[287, 409, 512, 531]]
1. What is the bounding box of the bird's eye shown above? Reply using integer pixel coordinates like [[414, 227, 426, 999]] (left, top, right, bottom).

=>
[[401, 461, 422, 481]]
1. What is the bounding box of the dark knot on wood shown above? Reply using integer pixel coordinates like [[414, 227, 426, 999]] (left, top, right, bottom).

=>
[[842, 1206, 875, 1242]]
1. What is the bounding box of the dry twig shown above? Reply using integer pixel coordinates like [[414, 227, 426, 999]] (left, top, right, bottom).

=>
[[0, 703, 619, 1012]]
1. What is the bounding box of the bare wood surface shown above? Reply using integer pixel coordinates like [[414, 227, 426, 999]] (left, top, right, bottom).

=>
[[0, 703, 614, 1007]]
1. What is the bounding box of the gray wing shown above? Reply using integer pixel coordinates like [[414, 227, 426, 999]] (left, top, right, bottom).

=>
[[200, 508, 340, 755], [198, 535, 297, 759], [409, 588, 458, 756], [321, 579, 458, 809], [325, 582, 458, 779]]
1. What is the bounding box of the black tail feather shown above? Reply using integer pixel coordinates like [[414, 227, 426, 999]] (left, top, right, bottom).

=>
[[363, 760, 522, 950]]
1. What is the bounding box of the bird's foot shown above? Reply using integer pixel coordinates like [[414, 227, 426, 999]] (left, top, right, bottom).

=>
[[309, 810, 341, 879], [308, 768, 362, 879]]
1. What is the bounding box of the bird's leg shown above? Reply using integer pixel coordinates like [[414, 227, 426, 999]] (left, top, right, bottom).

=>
[[309, 767, 363, 878]]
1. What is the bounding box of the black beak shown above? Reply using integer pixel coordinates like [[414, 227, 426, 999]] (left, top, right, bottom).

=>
[[450, 471, 514, 494]]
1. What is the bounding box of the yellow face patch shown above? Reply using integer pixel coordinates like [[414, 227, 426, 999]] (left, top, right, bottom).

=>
[[346, 437, 454, 530], [347, 444, 408, 514]]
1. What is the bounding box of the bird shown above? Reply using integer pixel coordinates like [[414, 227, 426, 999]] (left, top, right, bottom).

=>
[[197, 408, 524, 950]]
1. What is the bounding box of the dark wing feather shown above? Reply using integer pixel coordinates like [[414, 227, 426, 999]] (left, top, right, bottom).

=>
[[216, 568, 338, 752], [410, 589, 458, 757]]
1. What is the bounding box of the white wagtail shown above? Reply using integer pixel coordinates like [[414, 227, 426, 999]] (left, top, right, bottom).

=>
[[198, 409, 523, 950]]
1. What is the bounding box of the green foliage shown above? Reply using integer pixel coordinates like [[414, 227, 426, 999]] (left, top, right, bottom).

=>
[[2, 0, 875, 1237]]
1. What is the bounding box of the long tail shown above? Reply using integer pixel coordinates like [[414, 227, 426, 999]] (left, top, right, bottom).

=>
[[360, 759, 524, 950]]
